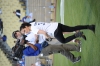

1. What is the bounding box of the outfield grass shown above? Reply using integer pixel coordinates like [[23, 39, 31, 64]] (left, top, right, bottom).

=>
[[54, 0, 100, 66]]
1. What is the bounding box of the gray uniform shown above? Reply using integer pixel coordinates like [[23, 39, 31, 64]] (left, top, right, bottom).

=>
[[41, 44, 80, 62]]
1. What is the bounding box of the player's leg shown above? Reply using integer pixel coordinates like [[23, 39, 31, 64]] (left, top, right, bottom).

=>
[[54, 30, 85, 43], [63, 32, 81, 44], [60, 50, 81, 63], [62, 44, 81, 52], [41, 45, 81, 63], [47, 38, 81, 45], [58, 23, 95, 33]]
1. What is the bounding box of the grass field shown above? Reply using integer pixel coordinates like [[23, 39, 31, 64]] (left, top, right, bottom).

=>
[[54, 0, 100, 66]]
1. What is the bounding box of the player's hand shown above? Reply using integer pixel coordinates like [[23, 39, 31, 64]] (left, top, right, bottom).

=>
[[33, 46, 38, 50], [27, 43, 38, 50], [46, 38, 52, 41]]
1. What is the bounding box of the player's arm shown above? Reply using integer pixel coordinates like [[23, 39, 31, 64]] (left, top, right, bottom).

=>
[[26, 43, 37, 50], [20, 38, 38, 50], [34, 34, 39, 43], [32, 27, 51, 39], [37, 30, 50, 39]]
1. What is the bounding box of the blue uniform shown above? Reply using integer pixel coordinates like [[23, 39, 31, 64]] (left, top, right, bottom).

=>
[[23, 44, 42, 56]]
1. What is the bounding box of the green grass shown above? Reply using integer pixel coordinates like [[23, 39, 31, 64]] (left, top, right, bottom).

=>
[[54, 0, 100, 66]]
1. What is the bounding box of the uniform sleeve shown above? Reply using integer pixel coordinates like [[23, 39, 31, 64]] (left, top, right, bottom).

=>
[[31, 26, 39, 34], [25, 37, 35, 45], [27, 41, 35, 45]]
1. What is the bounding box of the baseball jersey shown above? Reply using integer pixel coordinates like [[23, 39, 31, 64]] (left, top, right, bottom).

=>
[[25, 32, 46, 45], [30, 22, 58, 37]]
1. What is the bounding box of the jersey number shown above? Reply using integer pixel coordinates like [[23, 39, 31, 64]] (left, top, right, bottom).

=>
[[34, 22, 45, 26]]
